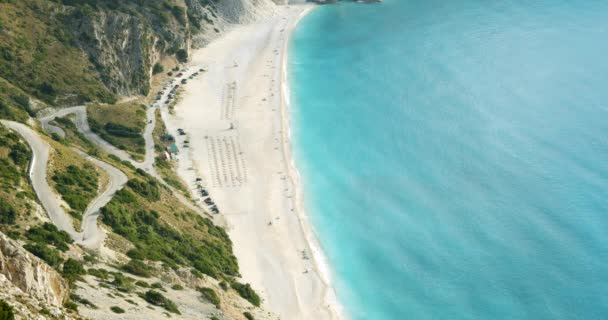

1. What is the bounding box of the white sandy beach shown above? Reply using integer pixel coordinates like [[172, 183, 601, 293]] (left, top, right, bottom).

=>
[[160, 5, 342, 320]]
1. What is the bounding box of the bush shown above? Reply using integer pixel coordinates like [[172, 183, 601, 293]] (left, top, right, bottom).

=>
[[110, 306, 125, 314], [231, 282, 260, 307], [142, 290, 180, 314], [62, 258, 86, 282], [135, 280, 149, 288], [87, 268, 110, 280], [243, 312, 254, 320], [103, 122, 140, 138], [0, 202, 16, 224], [219, 281, 228, 291], [70, 294, 98, 309], [0, 300, 14, 320], [52, 164, 98, 214], [8, 143, 30, 166], [152, 63, 164, 75], [64, 300, 78, 311], [171, 284, 183, 290], [23, 243, 63, 267], [122, 259, 151, 277], [126, 179, 160, 202], [100, 188, 239, 280], [197, 287, 220, 308], [176, 49, 188, 63], [111, 273, 135, 293], [26, 223, 73, 251]]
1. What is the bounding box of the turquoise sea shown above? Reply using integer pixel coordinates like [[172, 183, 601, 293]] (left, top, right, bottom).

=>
[[288, 1, 608, 319]]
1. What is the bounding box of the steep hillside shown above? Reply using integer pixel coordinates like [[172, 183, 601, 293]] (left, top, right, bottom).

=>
[[0, 0, 276, 108]]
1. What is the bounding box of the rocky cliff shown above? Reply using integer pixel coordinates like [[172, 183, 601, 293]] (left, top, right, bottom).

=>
[[0, 0, 277, 107], [63, 0, 278, 98], [0, 232, 71, 318]]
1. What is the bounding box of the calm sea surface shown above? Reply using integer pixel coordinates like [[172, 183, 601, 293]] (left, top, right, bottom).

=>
[[289, 1, 608, 319]]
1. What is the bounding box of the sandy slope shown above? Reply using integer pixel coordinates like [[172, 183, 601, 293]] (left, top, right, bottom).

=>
[[162, 5, 343, 320]]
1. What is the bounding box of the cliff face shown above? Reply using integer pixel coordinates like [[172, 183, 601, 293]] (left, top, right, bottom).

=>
[[0, 0, 277, 107], [66, 10, 158, 97], [0, 233, 72, 319], [0, 233, 69, 307], [62, 0, 277, 98]]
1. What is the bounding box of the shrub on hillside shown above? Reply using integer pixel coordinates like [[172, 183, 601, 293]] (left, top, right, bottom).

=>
[[176, 49, 188, 63], [23, 243, 63, 267], [0, 300, 14, 320], [62, 258, 86, 282], [0, 202, 16, 224], [231, 282, 260, 307], [121, 259, 151, 277], [141, 290, 180, 314], [126, 179, 160, 202], [110, 306, 125, 314], [197, 287, 220, 308], [52, 164, 98, 213], [152, 63, 164, 75], [26, 222, 73, 251]]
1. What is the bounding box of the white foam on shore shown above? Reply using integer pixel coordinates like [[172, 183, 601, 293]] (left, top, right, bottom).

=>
[[280, 7, 346, 319]]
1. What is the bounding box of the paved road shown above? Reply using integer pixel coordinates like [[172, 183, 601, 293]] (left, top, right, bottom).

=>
[[1, 120, 127, 249], [39, 106, 135, 165], [73, 149, 127, 249], [0, 120, 79, 239], [38, 80, 212, 218]]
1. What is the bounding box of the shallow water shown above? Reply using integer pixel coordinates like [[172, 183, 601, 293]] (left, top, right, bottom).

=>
[[289, 1, 608, 319]]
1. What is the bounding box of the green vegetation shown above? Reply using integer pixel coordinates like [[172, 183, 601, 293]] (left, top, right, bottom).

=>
[[141, 290, 180, 314], [151, 282, 163, 290], [171, 284, 183, 290], [87, 268, 110, 281], [197, 287, 220, 308], [0, 202, 16, 225], [126, 179, 160, 202], [0, 300, 14, 320], [88, 102, 146, 158], [0, 79, 31, 122], [219, 280, 228, 291], [23, 223, 73, 267], [0, 0, 115, 106], [152, 63, 164, 75], [110, 306, 125, 314], [111, 273, 136, 293], [243, 312, 254, 320], [23, 242, 63, 267], [25, 222, 73, 251], [70, 294, 98, 309], [122, 259, 152, 277], [0, 125, 34, 229], [101, 195, 238, 278], [231, 282, 261, 307], [62, 258, 86, 283], [52, 164, 99, 215], [64, 300, 78, 311], [176, 49, 188, 63]]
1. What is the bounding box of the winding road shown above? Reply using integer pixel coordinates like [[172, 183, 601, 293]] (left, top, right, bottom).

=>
[[1, 67, 211, 250], [0, 120, 127, 249]]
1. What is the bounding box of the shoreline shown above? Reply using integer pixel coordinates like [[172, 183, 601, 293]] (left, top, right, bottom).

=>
[[279, 6, 345, 318], [161, 4, 343, 319]]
